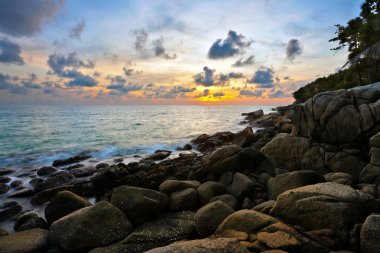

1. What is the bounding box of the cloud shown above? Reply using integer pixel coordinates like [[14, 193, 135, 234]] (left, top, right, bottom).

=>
[[248, 68, 275, 88], [203, 89, 209, 96], [106, 77, 143, 94], [232, 55, 255, 67], [213, 91, 225, 97], [152, 37, 176, 60], [286, 39, 303, 60], [170, 86, 196, 93], [239, 89, 264, 97], [69, 20, 85, 40], [0, 73, 15, 89], [123, 67, 134, 76], [0, 38, 24, 65], [66, 75, 97, 87], [208, 30, 251, 59], [47, 52, 95, 77], [22, 73, 41, 89], [134, 29, 148, 51], [194, 66, 215, 86], [0, 0, 66, 37], [268, 90, 291, 98]]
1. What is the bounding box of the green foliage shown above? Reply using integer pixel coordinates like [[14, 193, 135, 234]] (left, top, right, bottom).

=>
[[293, 0, 380, 102]]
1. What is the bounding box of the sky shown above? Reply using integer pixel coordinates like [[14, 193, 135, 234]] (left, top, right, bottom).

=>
[[0, 0, 362, 105]]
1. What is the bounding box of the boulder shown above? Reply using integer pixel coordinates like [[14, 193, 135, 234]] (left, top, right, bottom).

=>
[[0, 183, 10, 194], [14, 212, 47, 232], [228, 172, 257, 199], [324, 172, 355, 186], [270, 182, 374, 239], [197, 181, 227, 205], [0, 201, 22, 221], [159, 179, 200, 194], [205, 145, 265, 175], [0, 168, 14, 175], [168, 188, 198, 211], [145, 150, 172, 161], [49, 201, 132, 252], [292, 83, 380, 144], [34, 171, 75, 192], [144, 238, 250, 253], [44, 190, 91, 224], [261, 134, 324, 171], [0, 176, 11, 183], [70, 166, 96, 178], [360, 214, 380, 253], [0, 229, 49, 253], [267, 170, 326, 200], [37, 166, 57, 176], [209, 194, 239, 210], [257, 231, 300, 249], [324, 151, 366, 178], [52, 153, 91, 167], [359, 164, 380, 184], [194, 200, 234, 236], [252, 200, 276, 214], [90, 211, 196, 253], [110, 186, 168, 225]]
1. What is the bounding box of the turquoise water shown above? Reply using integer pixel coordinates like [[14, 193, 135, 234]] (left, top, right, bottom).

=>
[[0, 105, 273, 167]]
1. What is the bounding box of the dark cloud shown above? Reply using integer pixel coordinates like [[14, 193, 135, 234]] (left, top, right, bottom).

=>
[[66, 75, 97, 87], [10, 85, 27, 95], [106, 78, 143, 94], [170, 86, 196, 93], [194, 66, 215, 86], [93, 71, 102, 77], [219, 72, 244, 83], [0, 0, 66, 37], [283, 76, 291, 80], [232, 55, 255, 67], [123, 67, 134, 76], [203, 89, 209, 96], [134, 29, 148, 51], [213, 91, 225, 97], [69, 20, 85, 40], [47, 52, 95, 77], [152, 38, 176, 60], [239, 89, 264, 97], [208, 30, 251, 59], [248, 68, 275, 88], [268, 90, 290, 98], [0, 38, 24, 65], [286, 39, 303, 60], [22, 73, 41, 89], [0, 73, 14, 89]]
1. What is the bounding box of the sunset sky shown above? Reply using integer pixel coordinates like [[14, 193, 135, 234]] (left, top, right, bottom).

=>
[[0, 0, 361, 105]]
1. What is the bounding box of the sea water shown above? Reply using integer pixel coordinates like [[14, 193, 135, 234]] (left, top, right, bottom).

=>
[[0, 105, 274, 168]]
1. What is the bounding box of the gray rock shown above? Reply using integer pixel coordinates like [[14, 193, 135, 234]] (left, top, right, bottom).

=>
[[45, 190, 91, 224], [168, 188, 198, 211], [110, 186, 168, 225], [0, 183, 10, 194], [49, 201, 132, 252], [37, 166, 57, 176], [34, 171, 75, 192], [267, 170, 326, 200], [14, 212, 47, 232], [270, 182, 374, 239], [360, 214, 380, 253], [145, 238, 249, 253], [0, 228, 49, 253], [252, 200, 276, 214], [209, 194, 238, 210], [228, 172, 257, 199], [70, 166, 96, 178], [194, 200, 234, 236], [0, 201, 22, 221], [359, 164, 380, 184], [324, 172, 355, 186], [197, 181, 227, 205], [159, 179, 200, 194]]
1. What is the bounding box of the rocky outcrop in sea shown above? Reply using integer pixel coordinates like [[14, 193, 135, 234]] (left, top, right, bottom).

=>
[[1, 83, 380, 252]]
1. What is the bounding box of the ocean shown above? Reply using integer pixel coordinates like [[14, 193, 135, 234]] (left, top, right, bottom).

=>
[[0, 105, 274, 168]]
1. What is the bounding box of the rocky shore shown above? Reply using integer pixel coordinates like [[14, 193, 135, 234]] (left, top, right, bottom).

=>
[[1, 83, 380, 253]]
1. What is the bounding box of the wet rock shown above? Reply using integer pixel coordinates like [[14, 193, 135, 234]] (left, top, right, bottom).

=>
[[37, 166, 57, 176], [10, 180, 23, 188], [197, 181, 227, 205], [45, 190, 91, 224], [0, 168, 14, 176], [52, 153, 91, 167], [14, 212, 48, 232], [31, 186, 73, 205], [192, 132, 235, 153], [209, 194, 239, 210], [145, 150, 172, 161], [0, 176, 11, 183], [0, 201, 22, 221], [34, 171, 75, 192], [159, 179, 200, 194], [0, 228, 49, 253], [8, 188, 35, 198], [270, 182, 374, 240], [194, 200, 234, 236], [228, 172, 257, 199], [49, 201, 132, 252], [242, 109, 264, 119], [0, 183, 10, 194], [95, 163, 109, 169], [91, 211, 196, 253], [176, 144, 192, 151], [110, 186, 168, 225], [168, 188, 198, 211], [145, 238, 249, 253], [14, 212, 39, 231], [360, 214, 380, 253], [0, 228, 7, 237], [267, 170, 326, 200], [70, 166, 96, 178]]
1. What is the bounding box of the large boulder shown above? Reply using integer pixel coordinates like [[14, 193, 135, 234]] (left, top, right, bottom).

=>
[[270, 182, 374, 239], [292, 83, 380, 144], [44, 190, 91, 224], [168, 188, 198, 211], [34, 171, 75, 192], [145, 238, 250, 253], [204, 145, 266, 175], [110, 186, 168, 225], [267, 170, 326, 200], [360, 214, 380, 253], [0, 229, 49, 253], [261, 133, 324, 171], [228, 172, 257, 199], [90, 211, 196, 253], [49, 201, 132, 252], [159, 180, 200, 194], [197, 181, 227, 205], [194, 200, 234, 236]]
